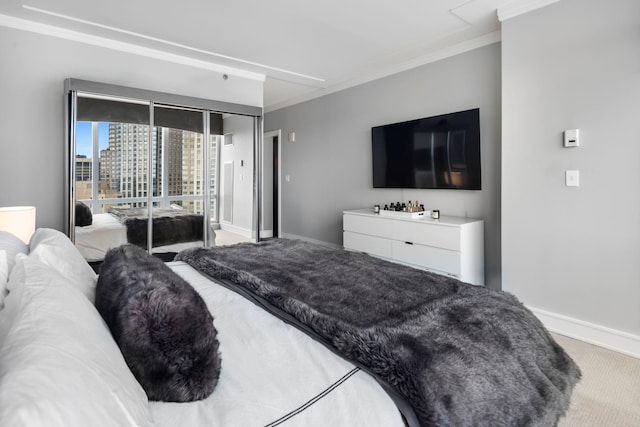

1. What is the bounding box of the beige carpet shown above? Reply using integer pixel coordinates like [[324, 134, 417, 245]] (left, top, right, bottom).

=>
[[554, 334, 640, 426]]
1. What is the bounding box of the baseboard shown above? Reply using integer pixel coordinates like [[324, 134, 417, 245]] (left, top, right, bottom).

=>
[[219, 223, 253, 238], [528, 306, 640, 359]]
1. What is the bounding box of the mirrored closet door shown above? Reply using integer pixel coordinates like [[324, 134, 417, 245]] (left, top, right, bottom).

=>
[[65, 79, 262, 262]]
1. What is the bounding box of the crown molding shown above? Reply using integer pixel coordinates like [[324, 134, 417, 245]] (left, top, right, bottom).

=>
[[265, 30, 501, 113], [497, 0, 561, 22], [0, 13, 265, 82]]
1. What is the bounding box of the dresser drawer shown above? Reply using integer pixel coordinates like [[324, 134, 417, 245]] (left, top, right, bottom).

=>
[[343, 231, 392, 259], [343, 209, 483, 285], [393, 221, 461, 251], [343, 214, 393, 239], [391, 241, 461, 277]]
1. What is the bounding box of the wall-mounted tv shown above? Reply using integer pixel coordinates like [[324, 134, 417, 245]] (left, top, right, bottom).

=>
[[372, 108, 481, 190]]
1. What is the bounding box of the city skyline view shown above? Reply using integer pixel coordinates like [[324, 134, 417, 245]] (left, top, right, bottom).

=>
[[75, 120, 215, 217]]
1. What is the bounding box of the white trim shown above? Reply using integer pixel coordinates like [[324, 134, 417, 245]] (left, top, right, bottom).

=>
[[528, 306, 640, 359], [0, 13, 265, 82], [219, 223, 252, 239], [497, 0, 562, 22], [264, 31, 501, 113], [263, 130, 282, 239], [22, 5, 321, 83]]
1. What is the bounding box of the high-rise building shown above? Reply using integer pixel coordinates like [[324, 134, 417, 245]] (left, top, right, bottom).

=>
[[75, 155, 92, 182], [97, 123, 204, 209], [180, 130, 204, 213], [75, 155, 92, 201]]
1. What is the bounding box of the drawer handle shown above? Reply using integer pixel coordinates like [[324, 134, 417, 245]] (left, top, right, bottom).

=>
[[404, 241, 413, 245]]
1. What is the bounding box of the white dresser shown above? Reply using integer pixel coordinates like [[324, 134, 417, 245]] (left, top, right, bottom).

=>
[[343, 209, 484, 286]]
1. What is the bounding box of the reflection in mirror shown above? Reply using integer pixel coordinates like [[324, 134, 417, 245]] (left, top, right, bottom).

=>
[[68, 82, 261, 265], [74, 95, 151, 262], [75, 102, 210, 258], [215, 114, 255, 246], [150, 105, 206, 257]]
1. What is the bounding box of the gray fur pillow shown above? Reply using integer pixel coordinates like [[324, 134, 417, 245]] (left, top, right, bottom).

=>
[[75, 201, 93, 226], [95, 244, 221, 402]]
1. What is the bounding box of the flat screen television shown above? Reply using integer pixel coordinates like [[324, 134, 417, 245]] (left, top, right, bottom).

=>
[[372, 108, 481, 190]]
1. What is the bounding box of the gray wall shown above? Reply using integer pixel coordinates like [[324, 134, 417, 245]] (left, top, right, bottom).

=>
[[266, 43, 502, 289], [0, 26, 261, 232], [502, 0, 640, 336], [220, 115, 256, 237]]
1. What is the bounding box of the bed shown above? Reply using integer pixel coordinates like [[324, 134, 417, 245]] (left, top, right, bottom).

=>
[[75, 206, 207, 262], [0, 230, 581, 426], [176, 239, 582, 427], [75, 212, 128, 261], [0, 229, 404, 427]]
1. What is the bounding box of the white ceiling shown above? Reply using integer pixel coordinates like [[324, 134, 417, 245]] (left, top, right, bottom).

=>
[[0, 0, 548, 111]]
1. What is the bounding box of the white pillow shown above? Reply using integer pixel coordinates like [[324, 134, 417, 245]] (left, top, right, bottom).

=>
[[0, 254, 153, 427], [0, 254, 28, 342], [0, 231, 29, 309], [0, 231, 29, 270], [0, 250, 8, 305], [28, 228, 97, 302]]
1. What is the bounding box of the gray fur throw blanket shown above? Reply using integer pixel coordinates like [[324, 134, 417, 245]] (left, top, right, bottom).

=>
[[177, 239, 580, 427], [108, 207, 203, 248], [96, 244, 221, 402]]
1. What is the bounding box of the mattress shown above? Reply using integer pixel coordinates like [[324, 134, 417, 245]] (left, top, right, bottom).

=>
[[150, 261, 405, 427]]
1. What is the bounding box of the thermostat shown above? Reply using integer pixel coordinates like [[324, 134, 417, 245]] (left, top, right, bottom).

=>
[[564, 129, 579, 147]]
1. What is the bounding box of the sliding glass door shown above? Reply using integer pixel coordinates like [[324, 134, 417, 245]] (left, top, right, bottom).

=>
[[66, 79, 262, 262]]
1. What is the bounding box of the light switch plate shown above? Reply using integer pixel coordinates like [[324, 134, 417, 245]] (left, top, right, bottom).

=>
[[565, 170, 579, 187]]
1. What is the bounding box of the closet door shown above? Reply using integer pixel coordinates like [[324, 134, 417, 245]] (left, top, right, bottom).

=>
[[73, 95, 152, 261], [150, 105, 208, 255], [67, 79, 263, 261]]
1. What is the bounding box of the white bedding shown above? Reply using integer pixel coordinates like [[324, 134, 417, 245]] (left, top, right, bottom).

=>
[[152, 261, 405, 427], [75, 213, 127, 262], [0, 230, 152, 427], [0, 229, 404, 426], [75, 213, 203, 261]]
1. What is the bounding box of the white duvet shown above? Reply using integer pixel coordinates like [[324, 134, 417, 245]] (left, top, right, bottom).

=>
[[74, 213, 128, 262], [151, 262, 405, 427]]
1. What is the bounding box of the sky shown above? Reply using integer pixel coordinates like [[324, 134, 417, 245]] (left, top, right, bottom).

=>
[[76, 122, 109, 157]]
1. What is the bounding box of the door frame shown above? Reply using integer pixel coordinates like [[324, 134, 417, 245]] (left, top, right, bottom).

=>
[[263, 129, 281, 238]]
